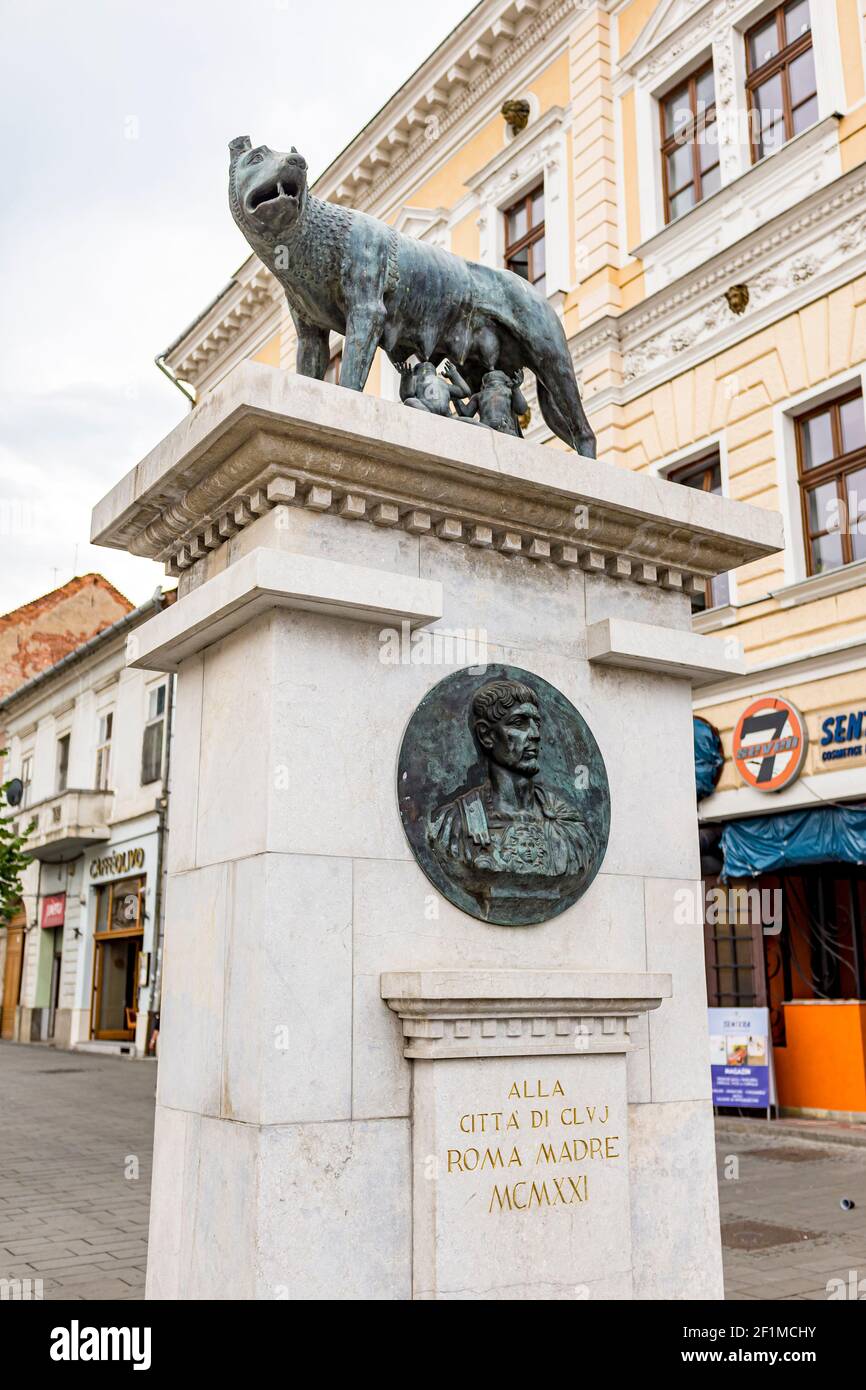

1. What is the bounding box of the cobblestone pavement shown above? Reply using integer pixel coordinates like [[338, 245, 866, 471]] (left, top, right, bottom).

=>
[[3, 1039, 865, 1301], [717, 1121, 866, 1301], [0, 1041, 155, 1301]]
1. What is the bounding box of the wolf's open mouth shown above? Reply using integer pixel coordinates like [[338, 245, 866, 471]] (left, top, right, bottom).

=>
[[249, 178, 300, 211]]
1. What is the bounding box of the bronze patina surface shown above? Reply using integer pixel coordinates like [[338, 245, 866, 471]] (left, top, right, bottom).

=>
[[228, 138, 596, 456], [397, 666, 610, 926]]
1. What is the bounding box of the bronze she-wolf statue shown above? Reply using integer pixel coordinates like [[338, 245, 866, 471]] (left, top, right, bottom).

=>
[[228, 137, 596, 457]]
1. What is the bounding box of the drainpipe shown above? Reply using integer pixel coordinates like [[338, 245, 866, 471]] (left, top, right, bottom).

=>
[[147, 671, 174, 1051], [154, 276, 237, 410], [154, 355, 196, 408]]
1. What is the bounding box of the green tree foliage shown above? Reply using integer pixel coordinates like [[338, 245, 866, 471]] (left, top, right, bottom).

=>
[[0, 755, 35, 926]]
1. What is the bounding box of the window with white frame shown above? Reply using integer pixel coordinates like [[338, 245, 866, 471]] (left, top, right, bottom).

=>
[[468, 105, 569, 296], [21, 752, 33, 808], [745, 0, 817, 161], [95, 711, 113, 791], [660, 60, 720, 223], [668, 452, 731, 610], [795, 388, 866, 576], [56, 733, 70, 793], [626, 0, 843, 276], [141, 684, 166, 786], [503, 184, 546, 295]]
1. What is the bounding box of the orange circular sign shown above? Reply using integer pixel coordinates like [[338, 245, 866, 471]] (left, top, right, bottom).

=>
[[732, 696, 808, 792]]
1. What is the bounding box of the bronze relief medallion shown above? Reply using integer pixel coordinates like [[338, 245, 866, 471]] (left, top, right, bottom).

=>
[[397, 665, 610, 926]]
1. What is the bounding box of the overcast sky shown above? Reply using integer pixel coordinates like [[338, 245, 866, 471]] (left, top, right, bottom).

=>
[[0, 0, 473, 614]]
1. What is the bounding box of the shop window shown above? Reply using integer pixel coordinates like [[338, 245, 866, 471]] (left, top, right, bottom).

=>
[[796, 389, 866, 575], [765, 869, 866, 1026], [91, 875, 144, 1041], [20, 753, 33, 808], [660, 61, 720, 224], [56, 733, 70, 793], [95, 711, 113, 791], [141, 684, 166, 785], [667, 453, 731, 609], [504, 184, 546, 296], [746, 0, 817, 162]]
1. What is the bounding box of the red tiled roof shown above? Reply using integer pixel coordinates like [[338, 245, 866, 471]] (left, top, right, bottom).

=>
[[0, 573, 132, 628], [0, 574, 134, 701]]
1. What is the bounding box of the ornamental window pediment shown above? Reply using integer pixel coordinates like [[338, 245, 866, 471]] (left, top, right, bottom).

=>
[[466, 103, 570, 300], [392, 206, 451, 248], [621, 0, 847, 292]]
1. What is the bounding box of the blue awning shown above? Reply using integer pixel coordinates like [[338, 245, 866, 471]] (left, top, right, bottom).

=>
[[720, 805, 866, 879], [694, 716, 723, 802]]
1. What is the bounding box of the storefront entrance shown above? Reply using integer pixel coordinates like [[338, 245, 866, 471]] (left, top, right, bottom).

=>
[[704, 863, 866, 1115], [47, 928, 63, 1040], [90, 875, 144, 1042], [1, 910, 25, 1040]]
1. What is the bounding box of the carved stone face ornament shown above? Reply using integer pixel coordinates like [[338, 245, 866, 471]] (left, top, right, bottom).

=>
[[724, 283, 750, 316], [501, 98, 531, 135], [398, 667, 610, 926]]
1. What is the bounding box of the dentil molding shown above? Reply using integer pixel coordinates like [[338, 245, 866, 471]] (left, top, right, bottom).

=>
[[90, 363, 783, 591], [381, 969, 672, 1060]]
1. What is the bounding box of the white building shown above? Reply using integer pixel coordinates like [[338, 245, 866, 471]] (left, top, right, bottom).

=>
[[0, 588, 175, 1057]]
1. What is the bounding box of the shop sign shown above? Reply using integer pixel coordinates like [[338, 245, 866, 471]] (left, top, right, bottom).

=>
[[89, 846, 146, 881], [820, 709, 866, 764], [41, 893, 66, 929], [708, 1007, 773, 1109], [732, 696, 808, 792]]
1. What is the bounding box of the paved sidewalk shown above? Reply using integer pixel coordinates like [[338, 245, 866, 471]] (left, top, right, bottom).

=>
[[0, 1040, 155, 1301], [717, 1121, 866, 1300], [3, 1038, 865, 1301]]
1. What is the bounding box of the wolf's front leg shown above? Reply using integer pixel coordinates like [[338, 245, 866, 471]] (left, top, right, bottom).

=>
[[339, 303, 385, 390], [294, 321, 330, 379]]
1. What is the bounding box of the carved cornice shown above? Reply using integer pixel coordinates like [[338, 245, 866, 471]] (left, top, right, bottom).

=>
[[381, 969, 671, 1060], [91, 364, 783, 594], [317, 0, 574, 213], [165, 2, 572, 388], [170, 267, 283, 384]]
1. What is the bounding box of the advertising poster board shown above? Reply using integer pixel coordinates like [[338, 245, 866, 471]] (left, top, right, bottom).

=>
[[708, 1006, 774, 1109]]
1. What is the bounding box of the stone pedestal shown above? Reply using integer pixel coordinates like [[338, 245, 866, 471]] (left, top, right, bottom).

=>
[[91, 363, 782, 1300], [383, 969, 668, 1300]]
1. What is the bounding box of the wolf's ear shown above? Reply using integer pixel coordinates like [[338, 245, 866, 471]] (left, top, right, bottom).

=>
[[291, 145, 297, 153], [229, 136, 252, 158]]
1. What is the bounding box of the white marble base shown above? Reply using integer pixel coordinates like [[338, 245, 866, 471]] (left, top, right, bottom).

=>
[[411, 1053, 630, 1300], [382, 969, 666, 1299], [90, 373, 782, 1301]]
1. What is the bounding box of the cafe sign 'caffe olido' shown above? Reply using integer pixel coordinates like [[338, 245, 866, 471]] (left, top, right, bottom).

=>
[[89, 846, 146, 881]]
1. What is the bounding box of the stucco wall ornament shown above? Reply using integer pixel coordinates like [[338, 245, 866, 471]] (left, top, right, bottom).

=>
[[502, 98, 531, 135], [228, 137, 596, 456]]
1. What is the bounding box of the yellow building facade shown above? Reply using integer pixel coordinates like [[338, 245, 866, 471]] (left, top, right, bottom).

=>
[[162, 0, 866, 1117]]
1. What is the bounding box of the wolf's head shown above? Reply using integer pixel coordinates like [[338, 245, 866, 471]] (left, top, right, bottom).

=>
[[229, 137, 308, 242]]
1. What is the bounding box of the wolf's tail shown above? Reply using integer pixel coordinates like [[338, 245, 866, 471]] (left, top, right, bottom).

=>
[[521, 301, 596, 457]]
